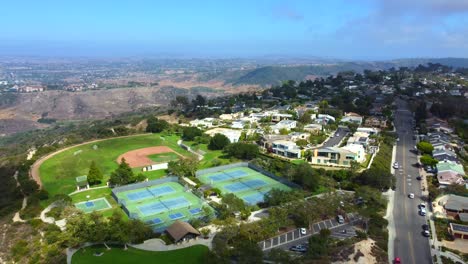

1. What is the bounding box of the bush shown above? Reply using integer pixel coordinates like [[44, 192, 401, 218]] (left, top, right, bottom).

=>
[[208, 133, 230, 150], [224, 142, 259, 159], [182, 127, 202, 141]]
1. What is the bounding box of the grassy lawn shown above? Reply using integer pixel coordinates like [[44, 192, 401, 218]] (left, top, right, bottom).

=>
[[291, 159, 306, 165], [70, 188, 125, 218], [72, 244, 209, 264], [132, 168, 167, 180], [360, 154, 372, 169], [147, 152, 180, 163], [185, 142, 233, 169], [371, 141, 392, 171], [39, 134, 192, 197]]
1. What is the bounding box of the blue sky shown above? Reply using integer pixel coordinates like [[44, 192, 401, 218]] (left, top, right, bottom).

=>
[[1, 0, 468, 59]]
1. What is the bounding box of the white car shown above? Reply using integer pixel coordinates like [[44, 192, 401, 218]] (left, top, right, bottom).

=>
[[409, 193, 415, 199], [420, 208, 427, 216], [300, 228, 307, 235], [393, 162, 399, 169], [419, 203, 426, 209]]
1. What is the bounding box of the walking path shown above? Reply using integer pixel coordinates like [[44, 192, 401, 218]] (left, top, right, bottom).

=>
[[386, 145, 397, 263], [12, 171, 28, 223]]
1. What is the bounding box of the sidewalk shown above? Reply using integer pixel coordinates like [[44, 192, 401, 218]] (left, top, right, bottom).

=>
[[386, 145, 397, 264]]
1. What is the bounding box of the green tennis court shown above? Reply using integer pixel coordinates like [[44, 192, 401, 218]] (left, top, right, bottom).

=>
[[113, 180, 213, 232], [197, 165, 291, 205], [75, 197, 112, 213]]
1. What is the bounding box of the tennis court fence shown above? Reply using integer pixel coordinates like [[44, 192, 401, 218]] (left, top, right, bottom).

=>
[[196, 162, 300, 189], [111, 176, 182, 202]]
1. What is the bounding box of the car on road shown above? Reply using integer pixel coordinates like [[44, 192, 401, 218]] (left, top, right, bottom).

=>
[[409, 193, 415, 199], [420, 207, 427, 216], [300, 228, 307, 235], [393, 162, 399, 169], [416, 176, 422, 181], [419, 203, 426, 209], [336, 133, 339, 137], [422, 224, 429, 231], [289, 244, 307, 253], [394, 257, 401, 264], [422, 230, 430, 237]]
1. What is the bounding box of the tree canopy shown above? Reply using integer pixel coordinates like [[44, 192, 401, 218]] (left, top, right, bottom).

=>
[[182, 127, 203, 141], [208, 133, 231, 150], [417, 141, 434, 155], [87, 161, 103, 185], [224, 143, 259, 160], [167, 157, 199, 178], [109, 158, 145, 186], [146, 116, 169, 133]]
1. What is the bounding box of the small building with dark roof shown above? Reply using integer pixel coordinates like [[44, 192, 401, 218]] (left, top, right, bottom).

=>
[[165, 220, 200, 243], [444, 195, 468, 218], [450, 223, 468, 239]]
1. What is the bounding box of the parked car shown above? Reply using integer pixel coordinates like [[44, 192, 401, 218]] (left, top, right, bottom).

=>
[[393, 162, 399, 169], [289, 245, 307, 253], [420, 207, 427, 216], [422, 224, 429, 231], [416, 176, 422, 181], [423, 230, 430, 237], [409, 193, 415, 199], [337, 215, 345, 224], [300, 228, 307, 235], [419, 203, 426, 209], [394, 257, 401, 264]]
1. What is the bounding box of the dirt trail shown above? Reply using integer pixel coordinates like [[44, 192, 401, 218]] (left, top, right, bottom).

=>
[[29, 134, 151, 188]]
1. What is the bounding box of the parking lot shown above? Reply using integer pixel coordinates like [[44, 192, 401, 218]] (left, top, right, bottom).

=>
[[259, 213, 360, 251]]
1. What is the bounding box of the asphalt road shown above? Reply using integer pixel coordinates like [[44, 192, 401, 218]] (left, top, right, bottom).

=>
[[392, 99, 432, 264], [322, 126, 350, 147]]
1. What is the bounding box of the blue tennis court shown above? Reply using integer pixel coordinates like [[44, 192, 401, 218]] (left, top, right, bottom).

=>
[[242, 179, 267, 189], [138, 201, 168, 216], [189, 208, 202, 215], [169, 212, 185, 220], [127, 189, 153, 201], [85, 201, 94, 207], [147, 185, 175, 197], [224, 182, 250, 192], [225, 169, 248, 179], [161, 197, 190, 210], [146, 217, 163, 225], [242, 192, 265, 205], [208, 172, 231, 182]]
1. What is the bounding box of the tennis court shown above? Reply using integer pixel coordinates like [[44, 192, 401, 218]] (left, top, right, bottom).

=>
[[75, 197, 112, 213], [113, 179, 214, 232], [197, 164, 292, 205]]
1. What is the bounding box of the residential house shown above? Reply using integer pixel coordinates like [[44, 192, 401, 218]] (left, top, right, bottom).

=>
[[433, 149, 459, 163], [189, 118, 218, 128], [347, 132, 371, 148], [437, 171, 465, 187], [357, 127, 379, 135], [437, 161, 465, 176], [364, 116, 387, 128], [271, 120, 297, 133], [341, 112, 363, 125], [450, 223, 468, 239], [204, 128, 241, 143], [288, 132, 310, 141], [342, 144, 366, 163], [231, 120, 249, 129], [309, 147, 357, 167], [219, 112, 244, 120], [271, 113, 293, 122], [443, 195, 468, 219], [271, 140, 301, 159], [304, 124, 323, 133], [314, 114, 336, 124]]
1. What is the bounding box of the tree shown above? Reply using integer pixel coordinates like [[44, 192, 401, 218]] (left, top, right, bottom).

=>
[[292, 163, 320, 191], [224, 143, 259, 160], [307, 229, 331, 260], [208, 133, 231, 150], [357, 167, 393, 190], [417, 141, 434, 155], [222, 193, 247, 213], [146, 116, 169, 133], [193, 94, 206, 107], [200, 228, 211, 238], [87, 161, 103, 185], [182, 127, 202, 141], [298, 110, 313, 124], [109, 158, 134, 186], [295, 139, 308, 147], [167, 157, 199, 178], [268, 248, 291, 264], [264, 189, 304, 206], [420, 155, 438, 167]]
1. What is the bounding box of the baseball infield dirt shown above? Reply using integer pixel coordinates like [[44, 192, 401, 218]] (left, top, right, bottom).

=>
[[116, 146, 183, 168]]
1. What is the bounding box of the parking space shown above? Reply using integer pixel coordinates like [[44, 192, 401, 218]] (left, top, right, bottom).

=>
[[259, 213, 360, 251]]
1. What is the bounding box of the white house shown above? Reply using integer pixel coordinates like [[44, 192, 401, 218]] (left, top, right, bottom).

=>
[[231, 120, 249, 129], [342, 144, 366, 163], [341, 112, 363, 125], [271, 120, 297, 133], [357, 127, 379, 135], [190, 118, 219, 128], [271, 140, 301, 158], [205, 128, 242, 143]]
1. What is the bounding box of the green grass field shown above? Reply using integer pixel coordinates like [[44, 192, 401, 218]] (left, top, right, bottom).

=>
[[72, 245, 209, 264], [186, 142, 233, 169], [39, 134, 192, 197], [147, 152, 180, 163]]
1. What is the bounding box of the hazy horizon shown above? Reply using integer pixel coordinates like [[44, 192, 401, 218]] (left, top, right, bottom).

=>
[[2, 0, 468, 59]]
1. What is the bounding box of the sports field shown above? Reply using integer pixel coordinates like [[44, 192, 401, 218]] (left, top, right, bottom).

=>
[[38, 134, 192, 197], [148, 152, 180, 163], [75, 197, 112, 213], [197, 165, 291, 205], [113, 181, 212, 231]]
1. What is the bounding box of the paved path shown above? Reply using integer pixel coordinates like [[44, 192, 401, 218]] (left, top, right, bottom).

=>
[[131, 237, 213, 251]]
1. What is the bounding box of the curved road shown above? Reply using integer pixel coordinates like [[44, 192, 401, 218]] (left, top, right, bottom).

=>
[[392, 99, 432, 263]]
